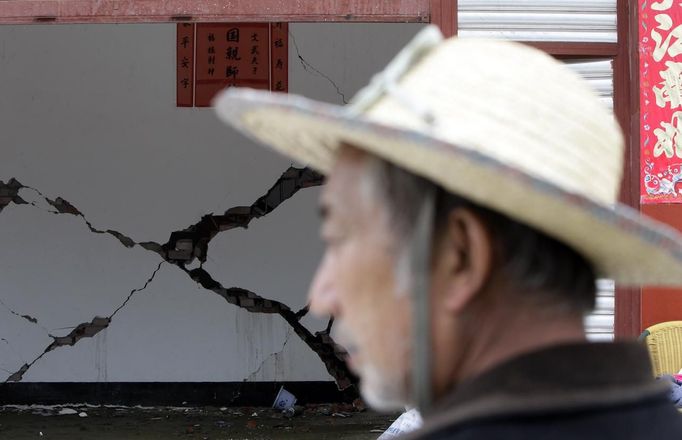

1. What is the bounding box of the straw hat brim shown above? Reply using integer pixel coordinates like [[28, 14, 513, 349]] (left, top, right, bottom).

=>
[[215, 88, 682, 287]]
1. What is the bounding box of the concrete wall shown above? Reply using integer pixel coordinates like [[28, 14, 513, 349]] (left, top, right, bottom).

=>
[[0, 23, 423, 382]]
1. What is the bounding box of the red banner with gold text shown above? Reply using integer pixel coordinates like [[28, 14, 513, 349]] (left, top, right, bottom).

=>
[[640, 0, 682, 203]]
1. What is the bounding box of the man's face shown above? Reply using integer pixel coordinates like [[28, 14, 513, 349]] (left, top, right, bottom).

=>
[[308, 147, 412, 411]]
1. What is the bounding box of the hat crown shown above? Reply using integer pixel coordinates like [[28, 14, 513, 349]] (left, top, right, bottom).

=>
[[355, 34, 624, 206], [213, 25, 682, 286]]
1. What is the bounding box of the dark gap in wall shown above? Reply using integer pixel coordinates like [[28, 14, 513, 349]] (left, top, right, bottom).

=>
[[0, 179, 28, 213], [0, 382, 357, 406], [182, 267, 356, 393], [162, 167, 323, 264]]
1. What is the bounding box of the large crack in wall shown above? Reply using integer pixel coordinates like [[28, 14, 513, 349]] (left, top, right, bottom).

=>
[[4, 262, 165, 382], [16, 181, 152, 252], [0, 179, 28, 213], [182, 266, 354, 390], [0, 168, 356, 394], [161, 166, 323, 265]]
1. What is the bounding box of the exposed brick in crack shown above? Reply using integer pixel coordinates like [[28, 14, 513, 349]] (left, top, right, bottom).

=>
[[182, 266, 356, 392], [323, 317, 335, 335], [294, 304, 310, 320], [295, 306, 334, 335], [4, 167, 323, 266], [162, 167, 323, 264], [0, 179, 28, 213], [4, 262, 165, 383], [9, 180, 144, 251], [5, 364, 29, 383]]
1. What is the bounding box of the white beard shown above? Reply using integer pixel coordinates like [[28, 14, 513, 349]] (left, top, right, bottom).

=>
[[359, 363, 409, 411], [333, 321, 411, 411]]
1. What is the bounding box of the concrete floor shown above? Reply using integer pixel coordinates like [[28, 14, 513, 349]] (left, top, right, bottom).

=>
[[0, 404, 399, 439]]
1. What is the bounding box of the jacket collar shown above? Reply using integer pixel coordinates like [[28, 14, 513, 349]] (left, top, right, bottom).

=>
[[403, 342, 666, 439]]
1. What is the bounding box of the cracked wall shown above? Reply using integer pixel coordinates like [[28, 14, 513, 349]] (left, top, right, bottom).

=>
[[0, 23, 423, 388]]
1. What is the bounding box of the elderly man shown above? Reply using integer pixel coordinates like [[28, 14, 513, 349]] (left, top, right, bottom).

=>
[[216, 27, 682, 438]]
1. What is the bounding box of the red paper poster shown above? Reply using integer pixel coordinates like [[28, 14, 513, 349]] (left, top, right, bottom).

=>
[[176, 23, 288, 107], [176, 23, 195, 107], [270, 22, 289, 93], [640, 0, 682, 203]]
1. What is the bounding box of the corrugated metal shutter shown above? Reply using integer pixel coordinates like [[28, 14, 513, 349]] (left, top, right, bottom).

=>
[[564, 58, 615, 341], [587, 279, 615, 341], [564, 58, 614, 111], [455, 2, 618, 340], [458, 0, 617, 42]]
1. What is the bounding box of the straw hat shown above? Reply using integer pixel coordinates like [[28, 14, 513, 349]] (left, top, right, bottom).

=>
[[214, 25, 682, 286]]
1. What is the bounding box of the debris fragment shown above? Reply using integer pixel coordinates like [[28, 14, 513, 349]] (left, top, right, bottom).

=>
[[352, 398, 367, 412], [272, 386, 297, 411], [332, 412, 352, 418]]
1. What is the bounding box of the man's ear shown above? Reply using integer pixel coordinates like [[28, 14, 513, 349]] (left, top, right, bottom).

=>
[[435, 208, 494, 312]]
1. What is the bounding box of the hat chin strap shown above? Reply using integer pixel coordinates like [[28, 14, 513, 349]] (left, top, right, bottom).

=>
[[409, 187, 436, 414]]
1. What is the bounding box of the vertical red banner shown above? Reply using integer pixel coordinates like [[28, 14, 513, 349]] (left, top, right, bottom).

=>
[[270, 22, 289, 93], [640, 1, 682, 203], [176, 23, 195, 107]]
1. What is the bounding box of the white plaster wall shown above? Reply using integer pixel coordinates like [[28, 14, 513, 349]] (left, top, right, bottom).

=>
[[0, 23, 423, 382]]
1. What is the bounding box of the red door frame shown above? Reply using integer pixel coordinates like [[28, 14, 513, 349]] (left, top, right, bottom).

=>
[[430, 0, 456, 37], [612, 0, 641, 338], [0, 1, 430, 24]]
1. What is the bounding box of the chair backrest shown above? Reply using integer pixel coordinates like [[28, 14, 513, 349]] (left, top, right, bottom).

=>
[[640, 321, 682, 377]]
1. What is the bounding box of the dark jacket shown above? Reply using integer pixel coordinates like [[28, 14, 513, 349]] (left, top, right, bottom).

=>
[[402, 342, 682, 439]]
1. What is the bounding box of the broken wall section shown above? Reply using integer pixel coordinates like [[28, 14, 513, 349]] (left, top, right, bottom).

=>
[[0, 23, 424, 386]]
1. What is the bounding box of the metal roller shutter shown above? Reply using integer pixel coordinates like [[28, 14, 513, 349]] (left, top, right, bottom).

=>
[[458, 0, 617, 42], [587, 280, 615, 341], [564, 59, 614, 111], [456, 3, 618, 340], [563, 59, 615, 341]]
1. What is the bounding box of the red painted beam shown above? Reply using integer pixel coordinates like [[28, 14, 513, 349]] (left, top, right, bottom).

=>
[[429, 0, 456, 37], [0, 1, 430, 24], [640, 205, 682, 332]]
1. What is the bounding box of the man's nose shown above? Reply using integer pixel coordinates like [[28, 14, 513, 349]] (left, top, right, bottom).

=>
[[308, 252, 339, 317]]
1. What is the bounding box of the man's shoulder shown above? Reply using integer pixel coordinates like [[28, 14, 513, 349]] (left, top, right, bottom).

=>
[[403, 342, 676, 439], [411, 398, 682, 440]]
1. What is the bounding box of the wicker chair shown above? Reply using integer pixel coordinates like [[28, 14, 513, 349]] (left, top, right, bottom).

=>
[[639, 321, 682, 377]]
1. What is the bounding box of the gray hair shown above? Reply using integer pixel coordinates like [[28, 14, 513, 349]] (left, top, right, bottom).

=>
[[362, 156, 596, 314]]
